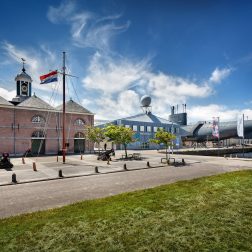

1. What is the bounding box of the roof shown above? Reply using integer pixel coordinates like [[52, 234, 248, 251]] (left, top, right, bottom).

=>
[[117, 112, 177, 125], [0, 96, 13, 106], [15, 70, 32, 82], [56, 99, 93, 114], [17, 95, 54, 110]]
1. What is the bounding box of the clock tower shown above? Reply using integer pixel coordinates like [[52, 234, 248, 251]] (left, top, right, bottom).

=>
[[11, 61, 32, 104]]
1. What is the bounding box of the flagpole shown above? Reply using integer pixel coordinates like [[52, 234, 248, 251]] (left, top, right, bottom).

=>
[[62, 52, 66, 163], [217, 117, 220, 156], [243, 113, 244, 158]]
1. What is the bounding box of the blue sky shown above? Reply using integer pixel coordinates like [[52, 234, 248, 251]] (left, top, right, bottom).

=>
[[1, 0, 252, 122]]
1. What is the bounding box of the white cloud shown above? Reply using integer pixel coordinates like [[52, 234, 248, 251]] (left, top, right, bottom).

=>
[[83, 52, 148, 94], [209, 67, 232, 84], [82, 53, 216, 119], [81, 98, 92, 107], [94, 90, 140, 119], [188, 104, 252, 123], [0, 87, 16, 101], [146, 72, 212, 105], [1, 42, 59, 92], [47, 1, 130, 51], [47, 0, 76, 24], [3, 42, 39, 74]]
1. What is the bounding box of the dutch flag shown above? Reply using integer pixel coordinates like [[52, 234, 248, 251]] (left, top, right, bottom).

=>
[[40, 70, 58, 84]]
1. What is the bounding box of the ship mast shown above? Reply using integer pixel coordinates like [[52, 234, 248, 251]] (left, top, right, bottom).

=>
[[62, 52, 66, 163]]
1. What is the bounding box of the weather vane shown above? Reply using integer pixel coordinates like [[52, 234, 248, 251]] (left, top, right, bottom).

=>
[[21, 58, 26, 72]]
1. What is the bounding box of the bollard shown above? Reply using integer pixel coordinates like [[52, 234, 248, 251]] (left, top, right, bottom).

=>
[[12, 173, 17, 183], [167, 159, 170, 165], [147, 161, 150, 167], [81, 154, 83, 160], [107, 158, 110, 165], [56, 156, 59, 162], [58, 169, 63, 178], [95, 166, 99, 173], [123, 163, 127, 171], [22, 157, 25, 164], [182, 159, 185, 165], [32, 162, 37, 172]]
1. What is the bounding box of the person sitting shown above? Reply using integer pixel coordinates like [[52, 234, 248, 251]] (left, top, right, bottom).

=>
[[0, 152, 13, 169]]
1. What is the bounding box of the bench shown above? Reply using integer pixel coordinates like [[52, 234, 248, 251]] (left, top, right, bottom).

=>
[[132, 153, 141, 160], [121, 153, 142, 160], [122, 154, 133, 159], [161, 158, 186, 166]]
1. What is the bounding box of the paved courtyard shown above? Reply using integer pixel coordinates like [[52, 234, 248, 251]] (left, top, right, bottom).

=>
[[1, 150, 252, 218]]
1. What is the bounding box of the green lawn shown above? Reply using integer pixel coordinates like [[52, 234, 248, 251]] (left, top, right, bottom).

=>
[[0, 170, 252, 252]]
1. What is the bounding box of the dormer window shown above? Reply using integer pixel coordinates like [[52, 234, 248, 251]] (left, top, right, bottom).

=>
[[74, 118, 85, 126], [32, 115, 45, 124]]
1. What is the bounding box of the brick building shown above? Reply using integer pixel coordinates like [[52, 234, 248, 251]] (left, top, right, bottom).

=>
[[0, 67, 94, 156]]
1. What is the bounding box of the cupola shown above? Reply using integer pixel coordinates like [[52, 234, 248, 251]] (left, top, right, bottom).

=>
[[15, 60, 32, 97], [11, 60, 33, 105]]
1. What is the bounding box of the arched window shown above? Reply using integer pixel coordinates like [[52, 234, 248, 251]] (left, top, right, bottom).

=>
[[74, 118, 85, 126], [32, 115, 45, 124], [74, 132, 85, 139], [31, 131, 45, 138]]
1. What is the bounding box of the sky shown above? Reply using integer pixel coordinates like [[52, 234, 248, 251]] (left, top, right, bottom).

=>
[[1, 0, 252, 123]]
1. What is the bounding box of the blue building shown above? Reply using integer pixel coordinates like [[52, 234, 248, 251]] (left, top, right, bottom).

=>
[[107, 113, 181, 150], [97, 96, 183, 150]]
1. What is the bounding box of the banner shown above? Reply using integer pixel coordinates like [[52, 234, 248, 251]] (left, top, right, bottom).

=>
[[237, 114, 244, 138], [212, 117, 219, 138]]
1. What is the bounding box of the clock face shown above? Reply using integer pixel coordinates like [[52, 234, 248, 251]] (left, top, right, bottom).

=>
[[21, 84, 28, 93]]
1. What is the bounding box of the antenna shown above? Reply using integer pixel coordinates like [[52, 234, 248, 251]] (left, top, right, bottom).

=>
[[140, 95, 152, 114]]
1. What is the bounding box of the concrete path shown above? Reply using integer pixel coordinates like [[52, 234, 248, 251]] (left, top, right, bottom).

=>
[[0, 151, 252, 219]]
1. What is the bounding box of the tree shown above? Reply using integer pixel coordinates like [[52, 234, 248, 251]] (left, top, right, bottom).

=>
[[150, 128, 176, 161], [104, 124, 135, 158], [86, 126, 106, 153]]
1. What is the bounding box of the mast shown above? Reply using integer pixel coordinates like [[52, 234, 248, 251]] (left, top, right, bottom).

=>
[[62, 52, 66, 163], [242, 113, 245, 158]]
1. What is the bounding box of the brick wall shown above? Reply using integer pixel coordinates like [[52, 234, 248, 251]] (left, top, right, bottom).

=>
[[0, 105, 94, 155]]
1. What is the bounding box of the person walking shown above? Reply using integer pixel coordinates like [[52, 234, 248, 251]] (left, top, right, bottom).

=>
[[104, 143, 107, 151]]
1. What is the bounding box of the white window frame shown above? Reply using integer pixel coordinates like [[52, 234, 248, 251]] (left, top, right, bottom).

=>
[[147, 126, 152, 132], [133, 125, 138, 131], [32, 115, 45, 124], [140, 126, 145, 132], [74, 118, 85, 126]]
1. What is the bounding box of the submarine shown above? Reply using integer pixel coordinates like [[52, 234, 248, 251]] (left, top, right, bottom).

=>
[[169, 105, 252, 142]]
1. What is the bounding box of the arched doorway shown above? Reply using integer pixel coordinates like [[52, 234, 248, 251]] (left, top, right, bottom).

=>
[[74, 132, 85, 153], [31, 131, 45, 155]]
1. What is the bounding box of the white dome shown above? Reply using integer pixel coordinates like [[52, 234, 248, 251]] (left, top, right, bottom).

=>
[[140, 95, 151, 107]]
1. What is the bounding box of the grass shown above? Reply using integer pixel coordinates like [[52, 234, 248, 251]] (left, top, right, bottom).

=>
[[0, 170, 252, 252]]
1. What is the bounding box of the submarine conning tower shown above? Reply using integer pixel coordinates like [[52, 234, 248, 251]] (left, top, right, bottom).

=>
[[169, 104, 187, 126]]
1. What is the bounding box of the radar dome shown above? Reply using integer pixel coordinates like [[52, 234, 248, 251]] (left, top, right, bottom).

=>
[[140, 95, 151, 107]]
